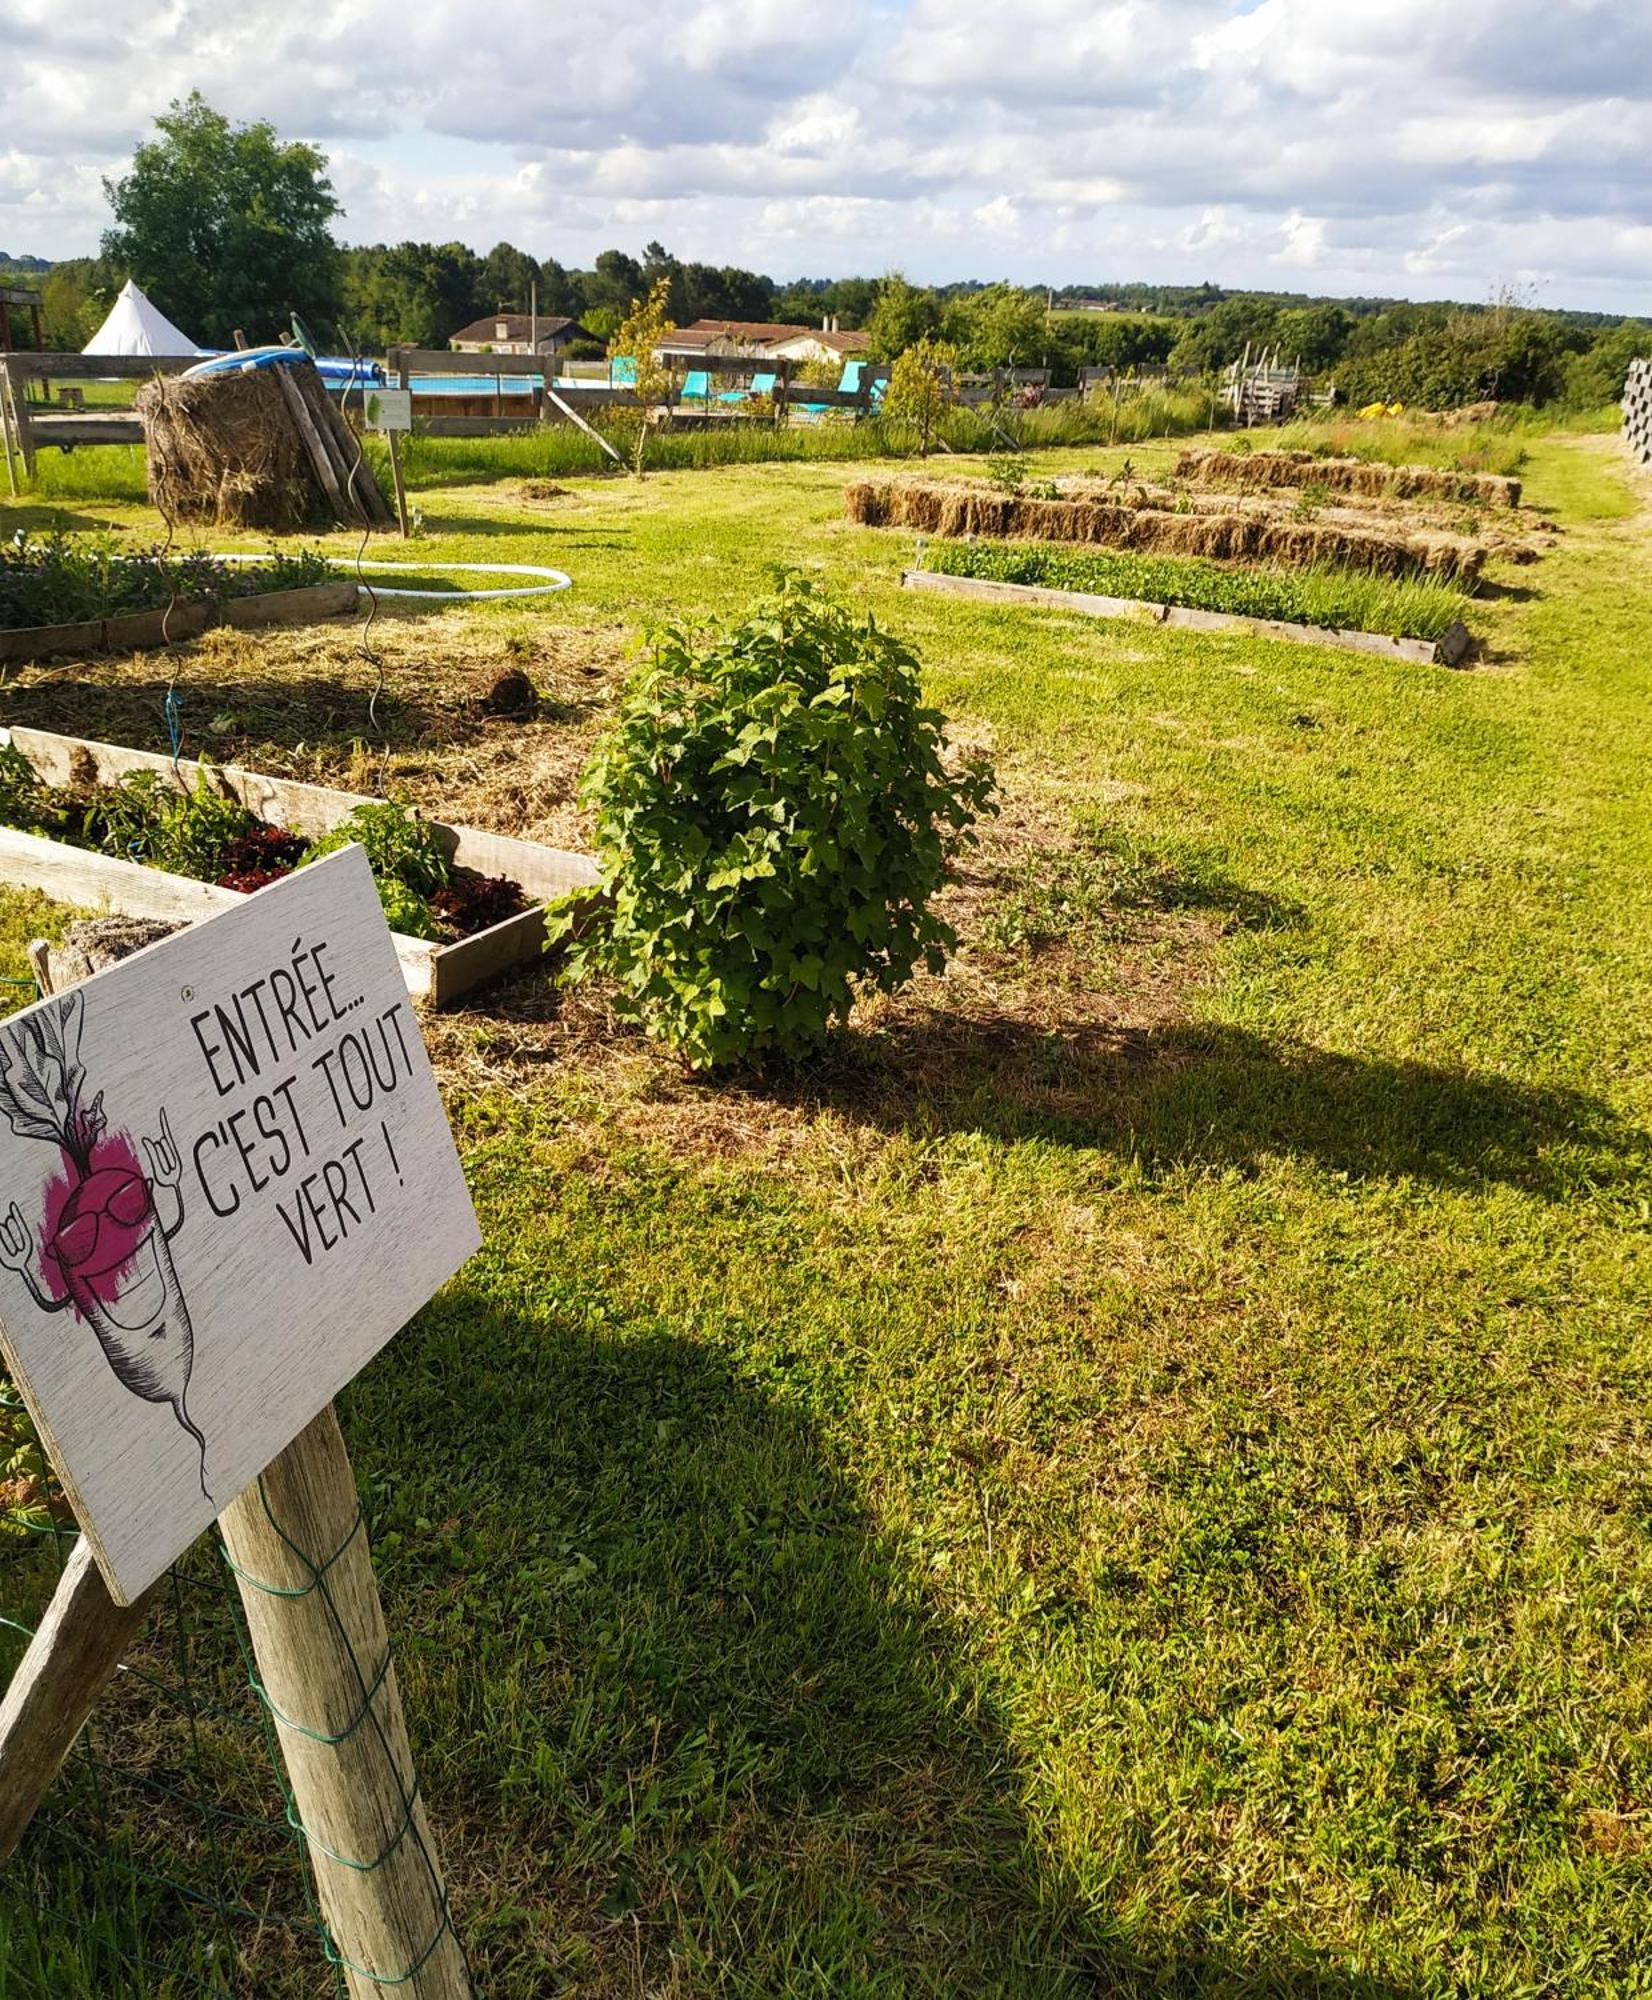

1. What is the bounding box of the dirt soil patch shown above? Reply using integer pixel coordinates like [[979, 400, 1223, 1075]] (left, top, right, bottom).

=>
[[0, 612, 630, 852], [423, 765, 1237, 1165]]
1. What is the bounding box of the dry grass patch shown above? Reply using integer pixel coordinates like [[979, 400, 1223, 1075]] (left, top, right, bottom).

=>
[[0, 612, 630, 849], [1175, 446, 1522, 508]]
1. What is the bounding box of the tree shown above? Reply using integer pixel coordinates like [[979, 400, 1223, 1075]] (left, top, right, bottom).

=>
[[959, 285, 1048, 372], [480, 242, 541, 313], [608, 277, 677, 477], [1564, 321, 1652, 408], [1273, 304, 1353, 373], [883, 336, 958, 458], [588, 248, 646, 313], [340, 241, 484, 349], [865, 274, 942, 361], [39, 259, 117, 349], [1169, 297, 1281, 375], [102, 94, 342, 346]]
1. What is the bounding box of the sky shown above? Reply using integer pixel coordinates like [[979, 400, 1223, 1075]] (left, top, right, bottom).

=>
[[2, 0, 1649, 314]]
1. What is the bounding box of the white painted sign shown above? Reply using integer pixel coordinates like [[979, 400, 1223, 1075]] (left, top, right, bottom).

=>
[[0, 847, 480, 1604], [364, 389, 413, 433]]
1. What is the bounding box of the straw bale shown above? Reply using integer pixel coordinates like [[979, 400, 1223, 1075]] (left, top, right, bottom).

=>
[[844, 479, 1486, 584], [1174, 447, 1520, 509], [136, 366, 333, 532]]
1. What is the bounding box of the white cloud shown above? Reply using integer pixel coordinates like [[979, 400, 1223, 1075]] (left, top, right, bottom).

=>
[[0, 0, 1648, 311]]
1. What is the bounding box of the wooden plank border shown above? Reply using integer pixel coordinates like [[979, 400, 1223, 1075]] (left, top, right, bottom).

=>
[[0, 583, 361, 664], [0, 726, 601, 1005], [899, 568, 1471, 667]]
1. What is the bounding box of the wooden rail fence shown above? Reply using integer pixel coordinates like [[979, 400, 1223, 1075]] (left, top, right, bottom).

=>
[[0, 353, 197, 492], [0, 344, 889, 487]]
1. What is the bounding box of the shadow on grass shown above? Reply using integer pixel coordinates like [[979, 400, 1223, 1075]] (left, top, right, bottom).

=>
[[1, 505, 132, 536], [348, 1292, 1415, 1998], [763, 1016, 1643, 1201]]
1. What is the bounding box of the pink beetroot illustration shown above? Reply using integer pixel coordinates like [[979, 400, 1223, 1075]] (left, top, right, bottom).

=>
[[0, 989, 209, 1500]]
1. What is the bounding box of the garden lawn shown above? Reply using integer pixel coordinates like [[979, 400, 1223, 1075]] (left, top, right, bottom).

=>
[[1, 426, 1651, 1996]]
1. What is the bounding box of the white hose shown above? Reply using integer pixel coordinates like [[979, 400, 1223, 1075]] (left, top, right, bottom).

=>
[[212, 555, 573, 602]]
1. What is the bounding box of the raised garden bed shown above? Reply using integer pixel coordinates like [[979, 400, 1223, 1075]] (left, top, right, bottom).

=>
[[901, 568, 1472, 667], [847, 478, 1488, 584], [0, 582, 361, 664], [0, 726, 599, 1005]]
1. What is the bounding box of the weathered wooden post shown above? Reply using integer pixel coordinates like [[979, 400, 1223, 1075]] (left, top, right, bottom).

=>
[[0, 856, 479, 1993], [217, 1406, 468, 1997], [0, 1539, 160, 1863]]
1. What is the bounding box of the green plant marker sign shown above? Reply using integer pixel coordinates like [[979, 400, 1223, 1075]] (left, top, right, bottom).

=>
[[0, 847, 480, 1604]]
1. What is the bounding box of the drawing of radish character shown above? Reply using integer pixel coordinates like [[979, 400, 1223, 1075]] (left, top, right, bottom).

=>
[[0, 989, 209, 1500]]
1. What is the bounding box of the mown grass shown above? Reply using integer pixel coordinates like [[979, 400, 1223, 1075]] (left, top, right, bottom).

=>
[[0, 428, 1650, 1994], [920, 538, 1468, 639]]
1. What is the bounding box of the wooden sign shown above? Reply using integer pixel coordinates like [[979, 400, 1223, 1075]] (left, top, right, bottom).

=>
[[364, 388, 413, 433], [0, 847, 480, 1604]]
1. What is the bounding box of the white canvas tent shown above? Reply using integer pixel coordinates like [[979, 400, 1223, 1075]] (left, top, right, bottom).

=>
[[82, 279, 206, 357]]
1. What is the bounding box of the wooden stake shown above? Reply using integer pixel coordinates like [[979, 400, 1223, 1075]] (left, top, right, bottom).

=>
[[387, 429, 411, 539], [1, 373, 17, 497], [0, 1540, 160, 1864], [217, 1405, 468, 1999], [545, 385, 626, 467], [276, 364, 351, 522]]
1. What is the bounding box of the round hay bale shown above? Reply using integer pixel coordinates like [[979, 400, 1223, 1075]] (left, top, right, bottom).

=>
[[135, 365, 332, 532]]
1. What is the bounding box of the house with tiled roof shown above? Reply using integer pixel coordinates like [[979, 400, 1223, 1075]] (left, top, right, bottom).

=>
[[449, 312, 593, 355], [657, 318, 871, 365]]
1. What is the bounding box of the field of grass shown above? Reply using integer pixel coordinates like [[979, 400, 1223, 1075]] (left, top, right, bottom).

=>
[[1, 425, 1650, 1994]]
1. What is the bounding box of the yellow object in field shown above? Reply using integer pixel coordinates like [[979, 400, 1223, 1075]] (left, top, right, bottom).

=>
[[1357, 400, 1389, 421], [1387, 401, 1405, 416]]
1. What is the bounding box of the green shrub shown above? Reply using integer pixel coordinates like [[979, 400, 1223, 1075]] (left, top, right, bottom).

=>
[[302, 802, 450, 937], [553, 577, 996, 1068]]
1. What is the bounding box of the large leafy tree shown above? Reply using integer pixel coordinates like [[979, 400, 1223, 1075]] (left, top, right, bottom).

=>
[[480, 241, 541, 313], [341, 241, 485, 349], [958, 284, 1048, 371], [865, 274, 942, 361], [101, 94, 342, 346]]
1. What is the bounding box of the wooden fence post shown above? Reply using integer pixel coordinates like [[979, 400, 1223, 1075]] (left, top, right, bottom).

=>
[[217, 1403, 468, 1998]]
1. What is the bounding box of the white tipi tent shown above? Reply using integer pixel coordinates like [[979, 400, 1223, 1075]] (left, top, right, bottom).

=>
[[82, 279, 206, 357]]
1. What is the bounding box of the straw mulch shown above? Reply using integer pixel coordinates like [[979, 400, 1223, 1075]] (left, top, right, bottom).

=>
[[136, 366, 333, 532], [1174, 448, 1521, 509], [845, 480, 1488, 584]]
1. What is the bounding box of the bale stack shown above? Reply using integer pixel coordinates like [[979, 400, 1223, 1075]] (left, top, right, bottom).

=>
[[845, 480, 1487, 585], [1624, 358, 1652, 467], [136, 359, 395, 533], [1174, 448, 1521, 509]]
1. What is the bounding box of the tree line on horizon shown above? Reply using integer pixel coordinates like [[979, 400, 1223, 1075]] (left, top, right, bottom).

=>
[[5, 94, 1646, 409]]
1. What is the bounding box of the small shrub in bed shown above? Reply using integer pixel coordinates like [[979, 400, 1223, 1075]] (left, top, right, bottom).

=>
[[553, 576, 996, 1069]]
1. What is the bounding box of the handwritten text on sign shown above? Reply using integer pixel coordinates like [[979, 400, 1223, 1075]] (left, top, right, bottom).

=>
[[0, 847, 480, 1604]]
